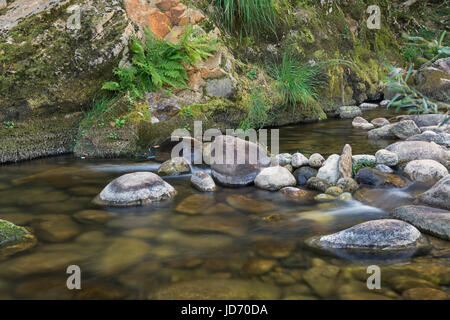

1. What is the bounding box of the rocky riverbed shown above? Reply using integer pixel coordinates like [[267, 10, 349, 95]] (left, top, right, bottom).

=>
[[0, 107, 449, 300]]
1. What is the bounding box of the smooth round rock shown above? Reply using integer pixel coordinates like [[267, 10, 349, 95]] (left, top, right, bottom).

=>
[[307, 177, 331, 193], [338, 106, 362, 119], [309, 153, 325, 168], [371, 118, 390, 128], [376, 149, 399, 166], [403, 160, 448, 184], [293, 166, 318, 186], [255, 166, 296, 191], [291, 153, 309, 168], [190, 171, 216, 192], [418, 175, 450, 210], [93, 172, 176, 207], [157, 157, 191, 176], [386, 141, 448, 166], [337, 177, 359, 193]]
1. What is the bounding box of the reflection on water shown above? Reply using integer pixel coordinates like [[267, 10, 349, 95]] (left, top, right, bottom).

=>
[[0, 108, 448, 300]]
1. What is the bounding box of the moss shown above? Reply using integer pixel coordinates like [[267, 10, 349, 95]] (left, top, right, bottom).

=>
[[0, 219, 29, 247]]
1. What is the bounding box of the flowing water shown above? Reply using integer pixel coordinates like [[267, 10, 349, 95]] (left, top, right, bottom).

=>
[[0, 108, 448, 300]]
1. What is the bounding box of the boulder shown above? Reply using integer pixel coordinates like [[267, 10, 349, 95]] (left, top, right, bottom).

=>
[[403, 160, 448, 184], [291, 153, 309, 168], [337, 106, 362, 119], [254, 166, 296, 191], [368, 124, 396, 140], [0, 219, 36, 256], [190, 171, 216, 192], [272, 153, 292, 166], [406, 131, 450, 147], [307, 177, 331, 193], [338, 144, 353, 179], [355, 168, 408, 188], [31, 214, 81, 243], [317, 154, 341, 184], [410, 114, 448, 127], [385, 141, 448, 166], [293, 166, 318, 186], [414, 67, 450, 102], [279, 187, 317, 202], [309, 153, 325, 168], [390, 120, 421, 140], [337, 177, 359, 193], [352, 117, 374, 130], [418, 175, 450, 210], [371, 118, 390, 128], [157, 157, 191, 176], [375, 149, 399, 166], [210, 135, 271, 187], [391, 205, 450, 240], [93, 172, 176, 206]]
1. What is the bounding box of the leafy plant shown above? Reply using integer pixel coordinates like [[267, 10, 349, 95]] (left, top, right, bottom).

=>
[[401, 31, 449, 68], [352, 159, 376, 177], [102, 26, 217, 98], [247, 69, 258, 80], [239, 87, 271, 130], [181, 105, 194, 117], [3, 121, 14, 129], [108, 133, 118, 140], [213, 0, 277, 37], [270, 49, 324, 108], [114, 118, 126, 129]]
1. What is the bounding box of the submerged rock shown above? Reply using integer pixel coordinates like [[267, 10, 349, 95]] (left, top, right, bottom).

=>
[[338, 106, 362, 119], [402, 288, 449, 300], [32, 215, 81, 243], [317, 154, 341, 184], [210, 135, 271, 187], [280, 187, 317, 202], [314, 193, 336, 202], [403, 160, 448, 184], [391, 205, 450, 240], [355, 168, 408, 188], [255, 166, 296, 191], [94, 172, 176, 207], [385, 141, 448, 166], [293, 166, 318, 185], [190, 171, 216, 192], [157, 157, 191, 176], [418, 175, 450, 210], [73, 210, 112, 224]]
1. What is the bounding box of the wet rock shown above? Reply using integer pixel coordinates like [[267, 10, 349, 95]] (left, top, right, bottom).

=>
[[93, 172, 176, 207], [317, 154, 341, 184], [99, 237, 151, 276], [407, 131, 450, 147], [391, 205, 450, 240], [402, 288, 448, 300], [309, 153, 325, 168], [309, 219, 424, 250], [368, 124, 396, 140], [152, 279, 281, 299], [388, 276, 437, 293], [0, 219, 36, 258], [157, 157, 191, 176], [293, 166, 317, 186], [73, 210, 112, 224], [325, 187, 343, 196], [303, 265, 340, 298], [339, 144, 353, 179], [291, 153, 309, 168], [241, 258, 277, 275], [371, 118, 390, 128], [254, 166, 296, 191], [391, 120, 421, 139], [272, 153, 292, 166], [175, 194, 215, 215], [280, 187, 316, 202], [352, 117, 374, 130], [210, 135, 271, 187], [418, 175, 450, 210], [336, 177, 359, 193], [32, 215, 81, 243], [355, 168, 408, 188], [338, 192, 352, 201], [359, 103, 378, 110], [307, 177, 331, 193], [353, 188, 415, 211], [403, 160, 448, 184], [190, 171, 216, 192], [375, 164, 394, 173], [385, 141, 448, 166], [338, 106, 362, 119], [375, 149, 398, 166], [226, 194, 276, 214], [315, 193, 336, 202]]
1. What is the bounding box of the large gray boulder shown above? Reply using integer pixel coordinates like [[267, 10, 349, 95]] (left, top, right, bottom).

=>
[[254, 166, 296, 191], [418, 175, 450, 210], [385, 141, 448, 166], [391, 205, 450, 240], [410, 114, 447, 127], [367, 124, 396, 140], [210, 135, 271, 187], [406, 131, 450, 147], [390, 120, 421, 140], [403, 160, 448, 184], [317, 154, 341, 184], [94, 172, 176, 206]]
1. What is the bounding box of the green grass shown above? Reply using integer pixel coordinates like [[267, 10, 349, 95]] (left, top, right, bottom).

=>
[[238, 87, 271, 130], [352, 159, 376, 177], [270, 49, 324, 108], [213, 0, 277, 37]]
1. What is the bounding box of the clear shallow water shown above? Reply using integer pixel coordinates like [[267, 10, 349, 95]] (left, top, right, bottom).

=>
[[0, 108, 448, 300]]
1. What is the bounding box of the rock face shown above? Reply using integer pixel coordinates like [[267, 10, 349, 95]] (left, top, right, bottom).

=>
[[403, 160, 448, 184], [210, 135, 271, 187], [291, 153, 309, 168], [352, 117, 374, 130], [310, 219, 423, 250], [157, 157, 191, 176], [293, 166, 318, 186], [355, 168, 408, 188], [418, 175, 450, 210], [94, 172, 176, 206], [375, 149, 398, 166], [391, 205, 450, 240], [339, 144, 353, 179], [317, 154, 341, 184], [385, 141, 448, 166], [254, 166, 296, 191], [309, 153, 325, 168], [190, 171, 216, 192], [337, 106, 362, 119]]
